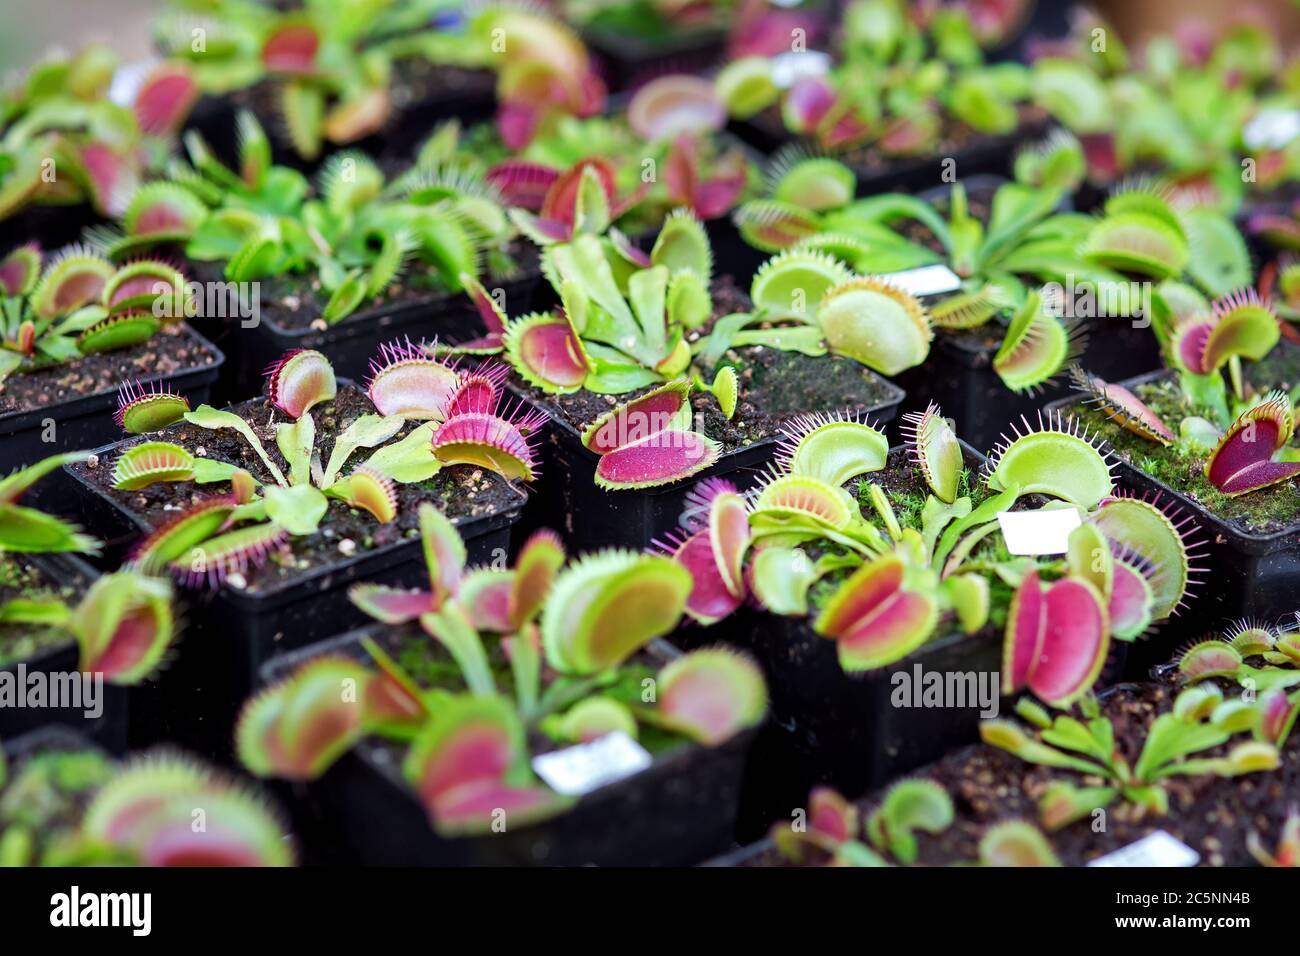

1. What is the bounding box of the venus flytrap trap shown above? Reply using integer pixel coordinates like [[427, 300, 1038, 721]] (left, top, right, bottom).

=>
[[237, 507, 767, 840], [983, 688, 1281, 827]]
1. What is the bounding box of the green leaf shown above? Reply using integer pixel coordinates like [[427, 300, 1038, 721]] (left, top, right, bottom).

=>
[[184, 406, 286, 486], [263, 484, 328, 536]]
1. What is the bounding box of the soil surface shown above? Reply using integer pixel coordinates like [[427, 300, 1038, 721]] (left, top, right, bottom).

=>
[[67, 385, 525, 594], [0, 556, 80, 666], [744, 675, 1300, 866], [509, 277, 901, 453], [0, 325, 218, 418]]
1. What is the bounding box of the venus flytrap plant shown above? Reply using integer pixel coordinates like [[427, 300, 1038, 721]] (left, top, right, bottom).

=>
[[733, 155, 1098, 393], [1248, 805, 1300, 867], [983, 689, 1280, 826], [239, 515, 767, 837], [0, 245, 191, 383], [118, 344, 540, 588], [0, 454, 101, 556]]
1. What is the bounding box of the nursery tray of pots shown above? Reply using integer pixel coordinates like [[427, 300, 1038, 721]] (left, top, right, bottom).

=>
[[1045, 368, 1300, 646], [0, 553, 127, 753], [259, 630, 756, 866], [0, 324, 223, 510], [61, 391, 527, 757], [691, 602, 1002, 841], [190, 262, 542, 406]]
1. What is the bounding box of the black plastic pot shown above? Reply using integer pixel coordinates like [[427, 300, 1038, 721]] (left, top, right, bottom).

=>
[[583, 26, 728, 92], [884, 175, 1161, 448], [190, 268, 541, 407], [0, 325, 223, 512], [258, 629, 757, 866], [688, 604, 1001, 841], [63, 434, 525, 759], [891, 317, 1160, 450], [676, 439, 1131, 839], [509, 372, 904, 553], [1, 723, 99, 765], [0, 202, 104, 253], [0, 554, 128, 753], [1045, 369, 1300, 659]]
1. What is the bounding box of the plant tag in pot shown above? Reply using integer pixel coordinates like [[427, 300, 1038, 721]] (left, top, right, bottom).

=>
[[1087, 831, 1200, 867], [881, 264, 963, 298], [1243, 108, 1300, 151], [532, 731, 653, 796], [771, 51, 831, 89], [996, 508, 1082, 556]]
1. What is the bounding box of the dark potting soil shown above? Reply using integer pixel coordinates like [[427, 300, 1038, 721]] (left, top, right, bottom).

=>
[[747, 677, 1300, 867], [0, 556, 79, 667], [511, 277, 899, 452], [753, 105, 1048, 178], [190, 239, 538, 333], [1064, 375, 1300, 536], [0, 325, 217, 418], [67, 385, 525, 594]]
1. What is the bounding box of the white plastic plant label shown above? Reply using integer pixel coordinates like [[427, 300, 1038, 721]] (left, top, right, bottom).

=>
[[108, 58, 156, 109], [1088, 831, 1201, 867], [531, 731, 653, 797], [996, 508, 1083, 556], [1243, 108, 1300, 151], [770, 51, 832, 89], [881, 264, 963, 298]]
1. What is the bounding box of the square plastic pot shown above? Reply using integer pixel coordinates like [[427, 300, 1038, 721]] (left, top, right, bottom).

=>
[[63, 435, 526, 758], [0, 324, 223, 513], [1044, 368, 1300, 652], [258, 630, 757, 866], [583, 26, 727, 92], [0, 553, 128, 754]]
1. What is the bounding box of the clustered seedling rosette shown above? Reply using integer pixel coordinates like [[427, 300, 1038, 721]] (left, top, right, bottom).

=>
[[0, 244, 194, 384], [662, 402, 1202, 709], [1028, 10, 1300, 208], [0, 44, 197, 226], [107, 344, 540, 589], [0, 453, 177, 682], [0, 737, 292, 866], [717, 0, 1037, 159], [235, 505, 767, 836], [90, 110, 516, 327], [155, 1, 603, 160]]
